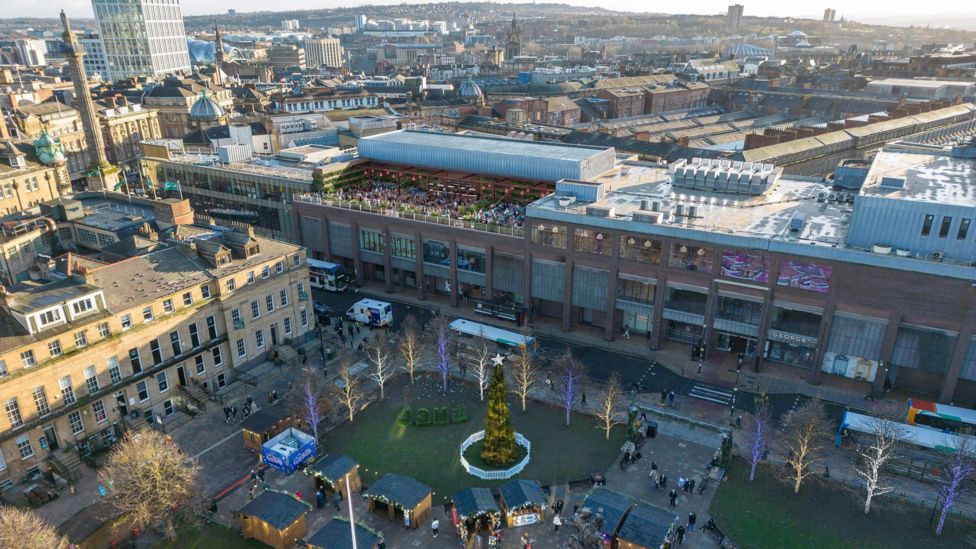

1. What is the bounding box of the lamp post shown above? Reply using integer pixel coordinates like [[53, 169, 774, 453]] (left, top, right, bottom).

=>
[[346, 471, 358, 549]]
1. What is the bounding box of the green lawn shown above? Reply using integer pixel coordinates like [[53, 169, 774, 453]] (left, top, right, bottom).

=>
[[321, 376, 627, 498], [710, 458, 976, 549], [153, 524, 267, 549]]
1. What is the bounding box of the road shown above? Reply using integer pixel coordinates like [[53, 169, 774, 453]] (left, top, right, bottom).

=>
[[311, 288, 844, 423]]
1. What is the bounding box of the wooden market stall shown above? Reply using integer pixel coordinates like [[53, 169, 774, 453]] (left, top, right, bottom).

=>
[[498, 479, 547, 528], [452, 487, 501, 548], [306, 454, 361, 498], [237, 490, 311, 549], [241, 405, 295, 453], [579, 488, 634, 546], [363, 473, 432, 529], [616, 502, 679, 549], [305, 518, 383, 549]]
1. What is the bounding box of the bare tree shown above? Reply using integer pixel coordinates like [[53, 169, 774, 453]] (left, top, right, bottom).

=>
[[98, 430, 201, 540], [555, 350, 585, 427], [398, 314, 424, 384], [333, 359, 363, 423], [469, 330, 493, 402], [0, 506, 69, 549], [293, 369, 330, 441], [596, 371, 624, 440], [780, 399, 831, 494], [429, 312, 452, 392], [511, 341, 539, 413], [748, 395, 772, 482], [936, 432, 976, 536], [366, 330, 395, 400], [855, 403, 909, 514]]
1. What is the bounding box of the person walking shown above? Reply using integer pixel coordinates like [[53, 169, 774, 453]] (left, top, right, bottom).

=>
[[688, 512, 697, 529], [676, 525, 686, 544], [667, 391, 675, 407], [231, 406, 238, 420], [688, 478, 696, 494], [223, 406, 231, 423], [581, 390, 587, 405], [316, 490, 325, 509], [669, 488, 678, 507], [623, 325, 631, 339], [431, 518, 439, 538], [659, 474, 668, 490], [660, 389, 668, 405], [553, 514, 562, 532]]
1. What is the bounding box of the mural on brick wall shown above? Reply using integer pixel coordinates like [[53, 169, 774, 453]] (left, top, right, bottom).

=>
[[776, 260, 832, 293], [720, 251, 769, 283]]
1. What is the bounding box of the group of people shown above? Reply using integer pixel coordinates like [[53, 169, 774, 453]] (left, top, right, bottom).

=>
[[473, 201, 526, 228]]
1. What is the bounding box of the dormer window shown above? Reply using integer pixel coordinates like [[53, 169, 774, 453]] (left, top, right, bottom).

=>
[[37, 309, 62, 327], [72, 298, 95, 316]]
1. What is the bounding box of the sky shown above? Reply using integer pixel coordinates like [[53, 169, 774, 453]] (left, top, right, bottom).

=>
[[17, 0, 976, 22]]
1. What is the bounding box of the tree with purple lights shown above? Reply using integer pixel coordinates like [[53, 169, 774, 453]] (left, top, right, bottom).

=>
[[555, 350, 585, 427], [297, 369, 329, 441], [935, 432, 976, 536], [430, 313, 452, 393], [748, 394, 771, 482]]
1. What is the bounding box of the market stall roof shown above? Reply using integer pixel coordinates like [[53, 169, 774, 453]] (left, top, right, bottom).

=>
[[306, 518, 381, 549], [452, 487, 500, 519], [241, 405, 292, 433], [581, 488, 633, 537], [238, 490, 310, 530], [617, 502, 677, 548], [498, 479, 546, 510], [364, 473, 431, 509], [307, 454, 358, 482]]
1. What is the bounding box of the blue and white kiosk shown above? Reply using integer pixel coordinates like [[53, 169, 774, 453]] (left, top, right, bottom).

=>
[[261, 427, 317, 474]]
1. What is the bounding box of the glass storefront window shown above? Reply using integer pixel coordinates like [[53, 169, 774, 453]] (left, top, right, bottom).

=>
[[766, 341, 815, 368], [456, 245, 486, 273], [359, 229, 384, 253], [715, 296, 763, 325], [573, 228, 613, 256], [663, 287, 707, 315], [390, 234, 415, 260], [770, 307, 822, 337], [619, 235, 662, 263], [667, 321, 703, 343], [617, 276, 655, 305], [668, 244, 713, 273], [422, 239, 450, 265], [891, 326, 957, 375], [530, 224, 566, 249]]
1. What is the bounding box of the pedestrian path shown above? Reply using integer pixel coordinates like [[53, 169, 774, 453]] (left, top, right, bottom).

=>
[[688, 382, 736, 407]]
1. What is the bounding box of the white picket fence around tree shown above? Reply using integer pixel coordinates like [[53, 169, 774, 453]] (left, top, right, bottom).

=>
[[459, 430, 532, 480]]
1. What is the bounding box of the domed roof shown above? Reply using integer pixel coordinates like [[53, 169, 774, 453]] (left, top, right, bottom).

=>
[[459, 78, 483, 98], [33, 129, 66, 165], [34, 129, 56, 148], [788, 30, 807, 37], [190, 90, 224, 120]]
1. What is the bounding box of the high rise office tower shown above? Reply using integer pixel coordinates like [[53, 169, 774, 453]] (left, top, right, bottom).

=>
[[727, 4, 744, 30], [305, 37, 344, 69], [60, 10, 119, 191], [91, 0, 191, 80], [15, 39, 47, 66]]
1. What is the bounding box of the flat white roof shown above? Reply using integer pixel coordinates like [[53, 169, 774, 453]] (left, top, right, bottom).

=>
[[449, 318, 535, 348]]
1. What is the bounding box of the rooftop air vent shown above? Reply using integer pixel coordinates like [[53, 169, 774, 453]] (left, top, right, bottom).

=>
[[880, 177, 904, 190]]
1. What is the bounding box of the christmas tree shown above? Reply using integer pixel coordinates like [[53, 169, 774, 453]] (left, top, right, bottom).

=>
[[480, 364, 517, 466]]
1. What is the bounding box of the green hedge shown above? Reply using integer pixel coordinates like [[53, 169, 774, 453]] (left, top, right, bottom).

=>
[[397, 407, 412, 426], [414, 408, 432, 426], [408, 405, 467, 427]]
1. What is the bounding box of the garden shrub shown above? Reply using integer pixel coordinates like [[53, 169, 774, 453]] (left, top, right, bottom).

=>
[[414, 408, 432, 426], [434, 406, 450, 426], [451, 405, 468, 424], [397, 407, 412, 426]]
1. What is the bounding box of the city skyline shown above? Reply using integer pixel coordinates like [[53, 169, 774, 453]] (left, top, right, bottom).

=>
[[12, 0, 976, 26]]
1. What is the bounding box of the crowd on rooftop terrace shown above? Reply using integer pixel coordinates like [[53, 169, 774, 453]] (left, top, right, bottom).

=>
[[330, 181, 528, 228]]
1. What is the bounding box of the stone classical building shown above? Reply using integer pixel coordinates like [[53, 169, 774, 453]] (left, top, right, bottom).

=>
[[96, 98, 162, 171], [0, 141, 67, 216], [142, 78, 234, 138], [0, 221, 312, 484], [12, 102, 89, 180]]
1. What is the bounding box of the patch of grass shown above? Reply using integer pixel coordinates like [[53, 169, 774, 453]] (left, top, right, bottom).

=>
[[322, 377, 626, 497], [710, 458, 976, 549], [153, 523, 267, 549]]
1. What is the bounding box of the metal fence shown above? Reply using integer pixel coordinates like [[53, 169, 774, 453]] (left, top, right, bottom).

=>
[[458, 430, 532, 480]]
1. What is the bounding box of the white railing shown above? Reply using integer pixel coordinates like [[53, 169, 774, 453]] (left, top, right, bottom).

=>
[[459, 430, 532, 480]]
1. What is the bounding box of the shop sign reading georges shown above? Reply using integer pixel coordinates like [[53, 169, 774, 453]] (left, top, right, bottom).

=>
[[766, 329, 817, 348]]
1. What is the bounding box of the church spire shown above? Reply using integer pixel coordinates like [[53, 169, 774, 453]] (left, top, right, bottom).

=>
[[213, 23, 225, 86]]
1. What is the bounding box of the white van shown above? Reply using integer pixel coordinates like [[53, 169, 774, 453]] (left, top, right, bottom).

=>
[[345, 299, 393, 327]]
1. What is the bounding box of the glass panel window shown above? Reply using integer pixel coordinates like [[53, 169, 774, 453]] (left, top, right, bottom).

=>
[[33, 387, 50, 416], [770, 307, 822, 338], [156, 372, 168, 393], [391, 235, 415, 259], [422, 239, 450, 265], [201, 284, 211, 299], [530, 224, 567, 249], [170, 331, 182, 355], [142, 306, 154, 322], [85, 366, 99, 394], [617, 277, 656, 305], [136, 381, 149, 401], [921, 214, 934, 236], [667, 244, 713, 273], [16, 436, 33, 459], [121, 314, 132, 329], [247, 271, 255, 284], [37, 309, 62, 327], [275, 261, 284, 274], [71, 298, 94, 316], [207, 316, 218, 339], [182, 292, 193, 306], [0, 448, 5, 471], [163, 399, 174, 416], [300, 309, 308, 327], [0, 360, 6, 377], [619, 236, 663, 263], [251, 301, 261, 319], [939, 216, 953, 238], [129, 348, 142, 373], [266, 294, 275, 312], [212, 347, 223, 367], [716, 296, 763, 326], [283, 317, 292, 335], [163, 299, 174, 313], [98, 322, 111, 337], [226, 278, 237, 292], [48, 340, 63, 357], [195, 355, 205, 375], [68, 410, 84, 435], [279, 289, 289, 307], [958, 219, 971, 240], [60, 376, 76, 404], [456, 246, 486, 273], [236, 338, 247, 357], [255, 330, 265, 349], [573, 229, 613, 256], [150, 340, 163, 365], [360, 229, 385, 252], [92, 400, 106, 423], [21, 350, 36, 368], [108, 357, 122, 384], [293, 254, 301, 267], [663, 286, 708, 315], [262, 266, 270, 279], [5, 399, 22, 428], [189, 323, 200, 348], [74, 330, 88, 348]]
